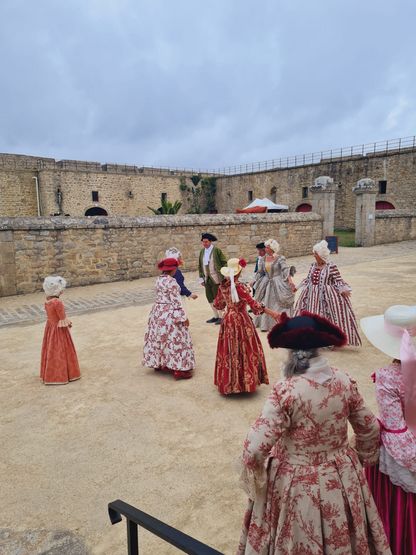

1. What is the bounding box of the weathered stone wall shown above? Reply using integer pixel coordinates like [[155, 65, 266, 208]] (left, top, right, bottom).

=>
[[0, 213, 322, 296], [0, 154, 193, 217], [37, 169, 185, 217], [3, 149, 416, 226], [216, 150, 416, 229], [375, 210, 416, 244], [0, 170, 39, 216]]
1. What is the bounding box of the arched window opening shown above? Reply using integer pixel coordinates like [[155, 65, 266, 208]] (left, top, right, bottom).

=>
[[375, 201, 395, 210], [85, 207, 108, 216], [295, 203, 312, 213]]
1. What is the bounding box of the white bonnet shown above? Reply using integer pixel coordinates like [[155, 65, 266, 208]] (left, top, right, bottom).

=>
[[265, 239, 280, 253], [313, 240, 330, 261], [165, 247, 182, 260], [43, 276, 67, 296]]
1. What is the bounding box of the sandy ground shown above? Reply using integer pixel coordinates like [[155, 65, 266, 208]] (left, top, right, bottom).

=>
[[1, 242, 416, 554]]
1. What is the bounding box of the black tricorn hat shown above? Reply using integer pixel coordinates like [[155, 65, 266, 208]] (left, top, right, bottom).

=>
[[201, 233, 217, 241], [256, 242, 266, 249], [268, 311, 347, 350]]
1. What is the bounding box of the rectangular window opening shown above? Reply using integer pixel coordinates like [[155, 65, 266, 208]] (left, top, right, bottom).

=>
[[92, 191, 99, 202], [378, 180, 387, 194], [248, 190, 253, 202], [302, 186, 309, 199], [161, 192, 167, 202]]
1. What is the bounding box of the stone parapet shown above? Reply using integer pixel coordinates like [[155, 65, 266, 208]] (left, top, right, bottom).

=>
[[0, 212, 321, 230], [0, 213, 323, 296], [374, 210, 416, 244]]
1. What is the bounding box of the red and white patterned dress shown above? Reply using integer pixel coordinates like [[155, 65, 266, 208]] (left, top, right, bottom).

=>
[[295, 262, 361, 346], [142, 275, 195, 375], [237, 362, 391, 555], [213, 280, 269, 395]]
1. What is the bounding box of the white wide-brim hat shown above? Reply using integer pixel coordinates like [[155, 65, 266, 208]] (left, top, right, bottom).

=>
[[220, 258, 243, 277], [360, 305, 416, 359]]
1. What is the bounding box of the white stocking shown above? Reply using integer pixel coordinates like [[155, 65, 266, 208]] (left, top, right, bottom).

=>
[[210, 304, 219, 318]]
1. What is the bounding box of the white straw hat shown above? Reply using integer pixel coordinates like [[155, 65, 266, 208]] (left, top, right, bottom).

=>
[[220, 258, 247, 303], [220, 258, 243, 277], [360, 305, 416, 359]]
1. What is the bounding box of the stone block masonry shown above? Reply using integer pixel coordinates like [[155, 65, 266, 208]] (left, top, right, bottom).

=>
[[375, 211, 416, 244], [216, 149, 416, 229], [0, 213, 323, 296]]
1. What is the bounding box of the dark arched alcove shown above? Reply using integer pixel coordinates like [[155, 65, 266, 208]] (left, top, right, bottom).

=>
[[85, 207, 108, 216]]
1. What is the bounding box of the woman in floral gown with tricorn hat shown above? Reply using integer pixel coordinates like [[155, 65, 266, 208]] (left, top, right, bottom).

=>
[[237, 311, 391, 554]]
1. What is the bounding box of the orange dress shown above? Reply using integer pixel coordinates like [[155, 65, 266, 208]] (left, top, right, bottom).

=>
[[40, 298, 81, 384]]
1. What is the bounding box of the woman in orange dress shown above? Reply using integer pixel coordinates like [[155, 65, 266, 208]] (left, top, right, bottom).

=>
[[40, 276, 81, 385]]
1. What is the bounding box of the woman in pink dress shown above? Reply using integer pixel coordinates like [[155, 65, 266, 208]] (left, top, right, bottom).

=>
[[237, 312, 390, 555], [295, 239, 361, 346], [40, 276, 81, 385], [213, 258, 280, 395], [143, 257, 195, 380], [361, 305, 416, 555]]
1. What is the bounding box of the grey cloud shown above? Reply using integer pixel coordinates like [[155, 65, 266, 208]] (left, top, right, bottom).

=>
[[1, 0, 415, 169]]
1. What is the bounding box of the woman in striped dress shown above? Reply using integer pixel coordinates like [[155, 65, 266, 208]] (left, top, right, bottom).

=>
[[295, 240, 361, 346]]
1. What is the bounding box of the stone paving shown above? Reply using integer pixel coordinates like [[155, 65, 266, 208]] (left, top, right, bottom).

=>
[[0, 278, 202, 327], [0, 240, 415, 328]]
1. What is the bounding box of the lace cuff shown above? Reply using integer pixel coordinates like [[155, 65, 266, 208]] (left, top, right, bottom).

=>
[[339, 285, 351, 293], [236, 457, 267, 499], [58, 318, 72, 328]]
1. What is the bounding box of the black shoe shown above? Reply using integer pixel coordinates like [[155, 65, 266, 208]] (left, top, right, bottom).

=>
[[206, 317, 218, 323], [215, 318, 222, 325]]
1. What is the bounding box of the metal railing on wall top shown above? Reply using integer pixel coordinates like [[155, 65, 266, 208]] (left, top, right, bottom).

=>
[[0, 135, 415, 177]]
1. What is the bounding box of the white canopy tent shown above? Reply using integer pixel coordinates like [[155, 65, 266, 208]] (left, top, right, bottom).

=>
[[244, 197, 289, 211]]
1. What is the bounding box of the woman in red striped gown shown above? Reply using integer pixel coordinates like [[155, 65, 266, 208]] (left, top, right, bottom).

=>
[[295, 240, 361, 346]]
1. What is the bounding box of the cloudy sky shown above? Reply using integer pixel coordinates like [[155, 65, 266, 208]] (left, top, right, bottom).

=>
[[1, 0, 415, 170]]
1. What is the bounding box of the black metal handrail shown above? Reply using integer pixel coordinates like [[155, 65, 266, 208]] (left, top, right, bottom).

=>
[[108, 499, 224, 555]]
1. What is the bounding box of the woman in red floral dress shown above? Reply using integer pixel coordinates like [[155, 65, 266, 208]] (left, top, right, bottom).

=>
[[237, 312, 391, 555], [213, 258, 280, 395], [40, 276, 81, 385], [143, 258, 195, 379]]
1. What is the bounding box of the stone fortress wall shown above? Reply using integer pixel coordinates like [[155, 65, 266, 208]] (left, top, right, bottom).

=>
[[0, 213, 323, 297], [0, 154, 188, 218], [1, 144, 416, 229], [215, 148, 416, 229]]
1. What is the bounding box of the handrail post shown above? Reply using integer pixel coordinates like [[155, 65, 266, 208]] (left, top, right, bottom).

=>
[[127, 519, 139, 555]]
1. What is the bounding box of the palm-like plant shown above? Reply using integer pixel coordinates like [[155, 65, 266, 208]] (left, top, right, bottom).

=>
[[148, 199, 182, 215]]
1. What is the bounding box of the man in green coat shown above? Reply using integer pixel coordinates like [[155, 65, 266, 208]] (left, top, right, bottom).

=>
[[199, 232, 227, 324]]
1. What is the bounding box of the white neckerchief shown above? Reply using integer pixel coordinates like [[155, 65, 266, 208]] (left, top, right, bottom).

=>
[[203, 244, 214, 266], [304, 356, 333, 384]]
